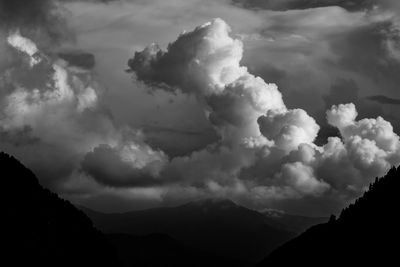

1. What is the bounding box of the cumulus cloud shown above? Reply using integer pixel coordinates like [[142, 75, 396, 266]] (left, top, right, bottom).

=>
[[279, 162, 330, 196], [2, 0, 400, 215], [130, 18, 286, 145], [237, 1, 400, 140], [0, 31, 166, 192], [128, 18, 400, 214], [327, 103, 400, 153], [258, 109, 320, 152]]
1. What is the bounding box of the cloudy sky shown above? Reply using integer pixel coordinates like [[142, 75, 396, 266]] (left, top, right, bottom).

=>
[[1, 0, 400, 216]]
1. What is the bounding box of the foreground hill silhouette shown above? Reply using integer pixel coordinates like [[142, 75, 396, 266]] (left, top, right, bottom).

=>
[[1, 152, 120, 267], [82, 199, 296, 264], [107, 232, 249, 267], [260, 167, 400, 265]]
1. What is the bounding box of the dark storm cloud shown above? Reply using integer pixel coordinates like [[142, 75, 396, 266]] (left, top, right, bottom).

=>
[[323, 79, 359, 108], [58, 51, 96, 69], [329, 21, 400, 86], [366, 95, 400, 105], [142, 125, 219, 157], [248, 64, 287, 86], [232, 0, 375, 11], [0, 0, 55, 27], [83, 0, 119, 2], [0, 126, 40, 146], [64, 0, 119, 2], [81, 144, 168, 187], [0, 0, 69, 43]]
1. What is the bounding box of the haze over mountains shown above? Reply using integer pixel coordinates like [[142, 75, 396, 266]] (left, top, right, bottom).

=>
[[82, 198, 297, 263]]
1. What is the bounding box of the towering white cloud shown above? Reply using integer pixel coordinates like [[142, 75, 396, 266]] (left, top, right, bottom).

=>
[[130, 18, 286, 145], [128, 18, 400, 210]]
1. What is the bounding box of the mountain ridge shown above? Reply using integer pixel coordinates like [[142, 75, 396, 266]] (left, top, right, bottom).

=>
[[1, 151, 120, 267], [260, 166, 400, 265], [80, 197, 297, 263]]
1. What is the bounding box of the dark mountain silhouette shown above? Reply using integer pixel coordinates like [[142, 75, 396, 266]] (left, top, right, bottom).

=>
[[1, 152, 120, 267], [260, 166, 400, 266], [1, 150, 327, 267], [81, 198, 296, 264], [107, 232, 247, 267]]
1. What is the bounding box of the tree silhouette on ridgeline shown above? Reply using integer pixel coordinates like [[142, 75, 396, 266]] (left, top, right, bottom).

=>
[[259, 166, 400, 265], [1, 152, 120, 267]]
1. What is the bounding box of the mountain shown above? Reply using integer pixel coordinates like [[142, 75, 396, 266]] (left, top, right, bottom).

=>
[[107, 233, 245, 267], [82, 198, 296, 264], [1, 152, 120, 267], [260, 167, 400, 265]]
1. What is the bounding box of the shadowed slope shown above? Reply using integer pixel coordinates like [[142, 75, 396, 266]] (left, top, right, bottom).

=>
[[107, 232, 249, 267], [1, 152, 120, 267], [260, 166, 400, 265]]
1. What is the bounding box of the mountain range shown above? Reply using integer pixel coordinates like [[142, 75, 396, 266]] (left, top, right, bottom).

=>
[[82, 198, 300, 264], [4, 150, 396, 266], [2, 151, 324, 266]]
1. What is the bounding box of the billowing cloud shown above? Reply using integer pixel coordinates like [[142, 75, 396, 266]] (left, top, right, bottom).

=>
[[237, 2, 400, 139], [130, 18, 286, 144], [0, 31, 166, 192], [127, 18, 400, 214], [279, 162, 329, 196], [258, 109, 320, 153], [82, 142, 167, 187], [2, 0, 400, 215]]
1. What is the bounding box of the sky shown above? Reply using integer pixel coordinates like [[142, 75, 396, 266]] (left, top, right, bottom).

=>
[[1, 0, 400, 216]]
